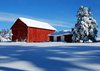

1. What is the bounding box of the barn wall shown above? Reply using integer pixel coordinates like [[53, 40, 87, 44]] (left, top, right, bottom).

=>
[[57, 36, 61, 42], [28, 27, 55, 42], [64, 34, 72, 42], [11, 19, 28, 42], [49, 36, 54, 42]]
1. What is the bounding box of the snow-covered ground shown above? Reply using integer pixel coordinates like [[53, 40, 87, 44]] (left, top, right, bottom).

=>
[[0, 42, 100, 47], [0, 42, 100, 71]]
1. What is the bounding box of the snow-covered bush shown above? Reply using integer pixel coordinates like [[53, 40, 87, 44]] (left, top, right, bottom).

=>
[[0, 29, 12, 42]]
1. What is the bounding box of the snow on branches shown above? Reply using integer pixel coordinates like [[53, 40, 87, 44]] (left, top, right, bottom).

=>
[[72, 6, 98, 42], [0, 29, 12, 42]]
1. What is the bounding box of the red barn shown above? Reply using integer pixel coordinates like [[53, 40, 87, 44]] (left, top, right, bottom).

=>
[[11, 17, 56, 42]]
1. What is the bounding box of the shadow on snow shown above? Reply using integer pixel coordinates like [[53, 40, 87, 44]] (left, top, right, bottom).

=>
[[0, 45, 100, 71]]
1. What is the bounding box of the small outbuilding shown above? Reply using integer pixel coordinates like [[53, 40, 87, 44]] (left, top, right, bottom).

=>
[[11, 17, 56, 42], [49, 30, 73, 42]]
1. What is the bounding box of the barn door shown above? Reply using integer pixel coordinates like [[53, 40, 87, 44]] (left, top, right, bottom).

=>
[[57, 36, 61, 42]]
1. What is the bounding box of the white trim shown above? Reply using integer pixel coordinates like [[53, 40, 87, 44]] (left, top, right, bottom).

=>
[[54, 36, 57, 41], [61, 36, 65, 42]]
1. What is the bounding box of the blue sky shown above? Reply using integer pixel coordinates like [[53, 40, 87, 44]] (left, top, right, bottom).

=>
[[0, 0, 100, 36]]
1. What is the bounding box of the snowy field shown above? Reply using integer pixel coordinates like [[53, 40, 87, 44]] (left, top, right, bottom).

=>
[[0, 42, 100, 71]]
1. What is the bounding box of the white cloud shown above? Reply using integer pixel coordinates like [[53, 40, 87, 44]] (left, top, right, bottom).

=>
[[0, 12, 19, 22], [36, 18, 74, 28], [0, 12, 33, 22], [0, 17, 15, 22], [0, 12, 73, 29], [51, 22, 73, 28]]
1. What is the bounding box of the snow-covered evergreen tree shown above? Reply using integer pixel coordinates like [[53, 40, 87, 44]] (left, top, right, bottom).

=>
[[72, 6, 98, 42]]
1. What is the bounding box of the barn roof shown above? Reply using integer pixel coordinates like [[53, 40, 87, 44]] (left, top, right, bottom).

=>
[[49, 30, 72, 36], [19, 17, 56, 30]]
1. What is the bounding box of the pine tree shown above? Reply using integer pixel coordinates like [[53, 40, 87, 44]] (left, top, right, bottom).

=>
[[72, 6, 98, 42]]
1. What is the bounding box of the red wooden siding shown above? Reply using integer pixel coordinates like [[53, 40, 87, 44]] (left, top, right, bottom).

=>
[[11, 19, 28, 42], [49, 36, 54, 41], [27, 27, 55, 42]]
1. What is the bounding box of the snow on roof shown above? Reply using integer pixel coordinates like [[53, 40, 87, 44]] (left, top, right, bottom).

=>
[[19, 17, 56, 30], [49, 30, 72, 36]]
